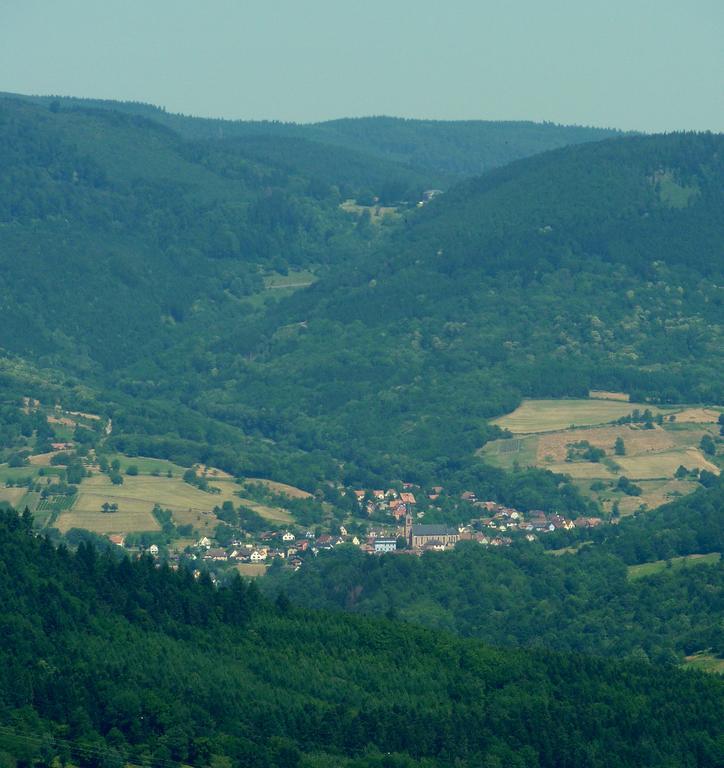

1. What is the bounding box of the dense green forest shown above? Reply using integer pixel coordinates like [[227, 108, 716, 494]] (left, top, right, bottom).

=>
[[266, 480, 724, 663], [2, 92, 622, 177], [154, 133, 723, 485], [0, 508, 721, 767]]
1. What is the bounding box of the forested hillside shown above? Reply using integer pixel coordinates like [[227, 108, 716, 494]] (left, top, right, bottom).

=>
[[0, 98, 721, 491], [3, 92, 622, 177], [166, 132, 723, 484], [0, 508, 721, 767], [0, 96, 425, 366], [266, 480, 724, 663]]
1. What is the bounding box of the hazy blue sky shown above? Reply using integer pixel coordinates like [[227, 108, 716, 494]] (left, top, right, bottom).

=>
[[1, 0, 722, 131]]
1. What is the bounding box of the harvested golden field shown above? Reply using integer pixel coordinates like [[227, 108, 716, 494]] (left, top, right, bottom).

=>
[[28, 451, 57, 466], [492, 398, 661, 434], [589, 390, 630, 401], [546, 462, 617, 479], [613, 479, 700, 515], [674, 408, 722, 423], [55, 509, 159, 534], [59, 474, 238, 536], [245, 477, 312, 499], [615, 448, 718, 480], [536, 425, 674, 463], [0, 487, 29, 507], [235, 497, 293, 523], [77, 474, 238, 511], [235, 563, 268, 578]]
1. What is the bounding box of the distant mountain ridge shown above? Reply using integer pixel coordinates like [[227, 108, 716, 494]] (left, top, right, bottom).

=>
[[0, 90, 624, 177]]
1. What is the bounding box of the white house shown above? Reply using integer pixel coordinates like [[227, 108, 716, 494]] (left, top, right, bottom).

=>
[[250, 550, 266, 562]]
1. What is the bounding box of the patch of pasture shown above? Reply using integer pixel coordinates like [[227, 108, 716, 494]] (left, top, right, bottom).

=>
[[673, 408, 722, 423], [683, 652, 724, 675], [535, 425, 673, 464], [77, 474, 237, 512], [28, 452, 57, 466], [263, 269, 317, 290], [235, 563, 269, 578], [492, 399, 664, 434], [546, 462, 617, 479], [235, 496, 293, 523], [627, 552, 721, 580], [171, 507, 219, 537], [480, 436, 538, 468], [615, 448, 718, 480], [589, 390, 630, 401], [105, 454, 186, 476], [244, 477, 313, 499], [55, 509, 160, 534], [0, 487, 29, 508]]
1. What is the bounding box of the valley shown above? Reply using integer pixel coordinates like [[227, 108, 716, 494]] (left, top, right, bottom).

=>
[[0, 89, 721, 767]]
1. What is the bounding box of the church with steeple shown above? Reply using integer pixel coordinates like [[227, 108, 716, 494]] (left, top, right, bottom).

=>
[[404, 512, 459, 549]]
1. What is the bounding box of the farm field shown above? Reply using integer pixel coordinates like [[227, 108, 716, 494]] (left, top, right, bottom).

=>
[[234, 563, 268, 578], [105, 454, 186, 476], [50, 470, 295, 536], [0, 486, 30, 508], [244, 268, 318, 309], [55, 474, 237, 535], [55, 508, 160, 535], [615, 448, 718, 480], [544, 462, 618, 479], [0, 465, 63, 483], [234, 495, 293, 523], [684, 652, 724, 675], [490, 398, 666, 433], [588, 390, 630, 401], [484, 398, 721, 514], [244, 477, 312, 499], [627, 552, 721, 580]]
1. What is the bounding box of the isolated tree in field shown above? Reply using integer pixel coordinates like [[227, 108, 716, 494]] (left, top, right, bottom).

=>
[[126, 465, 139, 476], [101, 502, 110, 513], [614, 437, 626, 456], [699, 434, 716, 456], [674, 465, 689, 480]]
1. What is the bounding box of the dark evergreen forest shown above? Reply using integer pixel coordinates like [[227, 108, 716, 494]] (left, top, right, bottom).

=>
[[0, 508, 722, 768]]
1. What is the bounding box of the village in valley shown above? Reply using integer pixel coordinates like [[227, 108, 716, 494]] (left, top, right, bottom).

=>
[[0, 393, 721, 583], [118, 482, 603, 582]]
